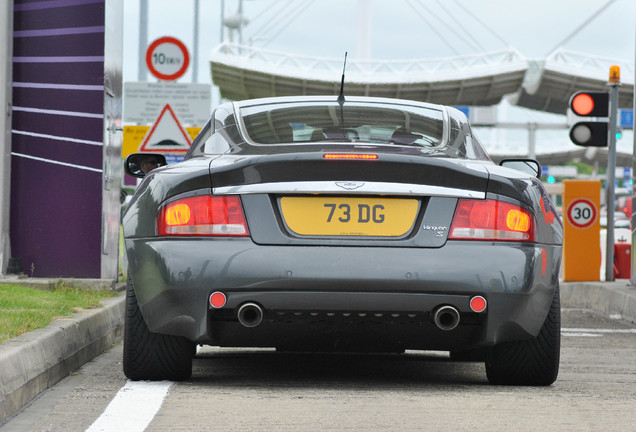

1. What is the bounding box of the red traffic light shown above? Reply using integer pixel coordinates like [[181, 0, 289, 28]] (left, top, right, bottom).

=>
[[569, 91, 609, 117], [568, 91, 609, 147], [571, 93, 594, 115]]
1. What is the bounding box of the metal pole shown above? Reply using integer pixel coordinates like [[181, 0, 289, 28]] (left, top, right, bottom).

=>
[[0, 0, 13, 274], [238, 0, 243, 45], [606, 81, 619, 281], [528, 122, 537, 159], [138, 0, 148, 81], [220, 0, 225, 43], [192, 0, 199, 83]]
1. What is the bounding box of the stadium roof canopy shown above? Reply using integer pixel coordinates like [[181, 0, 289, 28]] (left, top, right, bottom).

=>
[[210, 42, 634, 114]]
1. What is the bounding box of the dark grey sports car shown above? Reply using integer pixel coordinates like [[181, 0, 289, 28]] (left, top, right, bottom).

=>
[[122, 96, 563, 385]]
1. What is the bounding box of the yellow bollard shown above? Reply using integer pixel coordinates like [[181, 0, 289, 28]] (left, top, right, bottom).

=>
[[562, 180, 601, 281]]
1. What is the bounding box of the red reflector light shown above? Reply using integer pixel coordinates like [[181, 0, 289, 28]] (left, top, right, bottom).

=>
[[323, 153, 378, 160], [449, 199, 536, 242], [209, 291, 227, 308], [158, 195, 249, 236], [470, 296, 487, 313]]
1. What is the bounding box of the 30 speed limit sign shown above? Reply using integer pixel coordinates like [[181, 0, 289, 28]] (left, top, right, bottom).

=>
[[566, 198, 597, 229], [145, 36, 190, 81]]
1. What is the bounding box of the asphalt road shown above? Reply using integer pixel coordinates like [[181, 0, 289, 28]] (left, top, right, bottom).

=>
[[2, 308, 636, 432]]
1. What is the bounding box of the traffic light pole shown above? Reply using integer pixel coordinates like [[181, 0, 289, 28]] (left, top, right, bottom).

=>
[[605, 81, 619, 281]]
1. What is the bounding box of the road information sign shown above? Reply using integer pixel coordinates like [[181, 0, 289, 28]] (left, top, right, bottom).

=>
[[562, 180, 601, 281], [139, 104, 191, 153], [124, 82, 211, 125], [620, 109, 633, 129], [566, 198, 597, 229], [146, 36, 189, 81]]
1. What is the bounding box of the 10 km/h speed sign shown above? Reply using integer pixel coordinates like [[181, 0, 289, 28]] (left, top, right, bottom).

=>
[[146, 37, 190, 81], [567, 198, 597, 229]]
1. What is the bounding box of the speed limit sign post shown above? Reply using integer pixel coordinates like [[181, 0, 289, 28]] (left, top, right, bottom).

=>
[[563, 180, 601, 281], [146, 36, 190, 81]]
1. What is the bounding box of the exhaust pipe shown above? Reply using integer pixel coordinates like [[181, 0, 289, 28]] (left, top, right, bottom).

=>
[[433, 305, 460, 331], [237, 302, 264, 328]]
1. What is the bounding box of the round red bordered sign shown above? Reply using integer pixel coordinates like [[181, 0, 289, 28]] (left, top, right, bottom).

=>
[[145, 37, 190, 81], [566, 198, 597, 229]]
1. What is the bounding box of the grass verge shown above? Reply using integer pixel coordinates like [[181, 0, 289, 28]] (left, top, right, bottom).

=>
[[0, 282, 115, 344]]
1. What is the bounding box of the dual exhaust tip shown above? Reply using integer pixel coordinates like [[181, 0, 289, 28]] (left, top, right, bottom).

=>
[[237, 302, 264, 328], [217, 294, 486, 331], [433, 305, 461, 331], [432, 296, 487, 331], [237, 302, 460, 331], [236, 303, 463, 331], [210, 293, 265, 328]]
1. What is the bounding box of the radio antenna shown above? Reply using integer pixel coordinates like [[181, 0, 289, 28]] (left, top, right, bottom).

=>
[[337, 52, 348, 106]]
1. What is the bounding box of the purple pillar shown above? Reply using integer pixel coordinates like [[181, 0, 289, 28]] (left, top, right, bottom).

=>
[[10, 0, 122, 278]]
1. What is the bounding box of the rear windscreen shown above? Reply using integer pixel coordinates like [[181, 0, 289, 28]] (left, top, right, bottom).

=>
[[239, 101, 445, 149]]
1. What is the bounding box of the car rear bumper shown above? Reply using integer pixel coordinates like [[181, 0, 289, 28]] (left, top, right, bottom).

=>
[[125, 238, 561, 350]]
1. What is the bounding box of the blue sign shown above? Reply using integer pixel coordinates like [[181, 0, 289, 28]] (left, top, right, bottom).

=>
[[620, 109, 633, 129], [453, 106, 470, 118], [541, 165, 549, 177]]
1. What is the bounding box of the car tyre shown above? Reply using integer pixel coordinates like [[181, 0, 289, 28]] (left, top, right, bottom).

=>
[[123, 275, 194, 381], [485, 284, 560, 386]]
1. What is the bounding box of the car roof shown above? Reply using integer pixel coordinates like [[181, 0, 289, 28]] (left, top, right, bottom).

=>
[[232, 95, 439, 111], [228, 95, 469, 126]]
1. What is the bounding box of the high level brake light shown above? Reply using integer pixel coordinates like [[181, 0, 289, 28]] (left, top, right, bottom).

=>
[[449, 199, 536, 242], [158, 195, 249, 236], [323, 153, 378, 160]]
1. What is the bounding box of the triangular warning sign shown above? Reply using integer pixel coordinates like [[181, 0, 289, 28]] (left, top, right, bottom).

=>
[[139, 104, 192, 153]]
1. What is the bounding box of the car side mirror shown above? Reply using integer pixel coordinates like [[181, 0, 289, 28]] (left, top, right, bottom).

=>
[[124, 153, 168, 178], [499, 158, 541, 179]]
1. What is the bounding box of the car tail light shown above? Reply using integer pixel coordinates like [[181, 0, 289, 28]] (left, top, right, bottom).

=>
[[158, 195, 249, 236], [449, 199, 536, 242]]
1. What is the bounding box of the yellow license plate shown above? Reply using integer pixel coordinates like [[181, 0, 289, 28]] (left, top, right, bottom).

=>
[[280, 197, 419, 237]]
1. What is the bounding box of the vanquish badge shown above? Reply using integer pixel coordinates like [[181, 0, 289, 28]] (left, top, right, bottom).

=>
[[336, 182, 364, 190]]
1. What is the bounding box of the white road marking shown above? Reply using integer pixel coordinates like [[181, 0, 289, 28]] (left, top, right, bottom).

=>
[[562, 332, 603, 338], [562, 328, 636, 337], [85, 380, 173, 432], [562, 328, 636, 334]]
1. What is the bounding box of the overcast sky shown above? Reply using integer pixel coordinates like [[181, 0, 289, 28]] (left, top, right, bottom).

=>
[[123, 0, 635, 82], [122, 0, 636, 155]]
